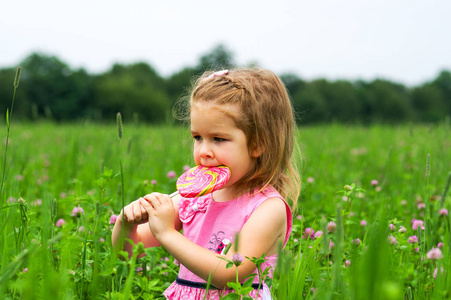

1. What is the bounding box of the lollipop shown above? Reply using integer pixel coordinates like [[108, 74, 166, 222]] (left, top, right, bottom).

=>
[[175, 165, 231, 198]]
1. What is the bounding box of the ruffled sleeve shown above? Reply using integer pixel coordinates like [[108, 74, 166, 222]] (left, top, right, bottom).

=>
[[178, 195, 211, 223]]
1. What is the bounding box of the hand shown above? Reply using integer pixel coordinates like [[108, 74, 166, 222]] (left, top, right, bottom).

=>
[[119, 198, 149, 225], [139, 193, 176, 240]]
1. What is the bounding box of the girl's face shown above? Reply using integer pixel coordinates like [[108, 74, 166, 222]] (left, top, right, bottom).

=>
[[190, 103, 259, 191]]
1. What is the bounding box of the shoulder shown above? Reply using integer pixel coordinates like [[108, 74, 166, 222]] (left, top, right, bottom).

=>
[[252, 197, 287, 223], [241, 196, 288, 234], [251, 186, 289, 219], [240, 197, 288, 256]]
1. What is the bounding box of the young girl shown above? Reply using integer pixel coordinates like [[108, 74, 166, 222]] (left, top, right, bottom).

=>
[[112, 68, 301, 299]]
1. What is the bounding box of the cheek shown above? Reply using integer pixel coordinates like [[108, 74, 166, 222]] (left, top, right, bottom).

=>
[[193, 146, 201, 163]]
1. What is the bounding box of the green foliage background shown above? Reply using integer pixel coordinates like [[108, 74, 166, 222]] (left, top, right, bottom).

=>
[[0, 122, 449, 299], [1, 44, 450, 124]]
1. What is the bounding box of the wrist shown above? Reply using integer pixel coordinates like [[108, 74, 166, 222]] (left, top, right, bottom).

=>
[[154, 228, 180, 246]]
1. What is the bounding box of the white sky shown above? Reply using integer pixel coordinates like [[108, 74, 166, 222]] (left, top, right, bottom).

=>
[[1, 0, 450, 86]]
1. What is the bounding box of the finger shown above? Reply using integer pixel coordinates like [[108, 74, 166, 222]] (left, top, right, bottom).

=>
[[161, 194, 173, 205], [150, 193, 172, 206], [156, 193, 174, 208], [139, 202, 148, 221], [133, 201, 142, 222], [139, 197, 154, 214], [140, 203, 148, 216], [143, 193, 162, 208], [122, 205, 132, 223]]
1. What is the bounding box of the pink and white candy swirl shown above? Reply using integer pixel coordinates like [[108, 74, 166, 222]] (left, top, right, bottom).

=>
[[176, 165, 231, 198]]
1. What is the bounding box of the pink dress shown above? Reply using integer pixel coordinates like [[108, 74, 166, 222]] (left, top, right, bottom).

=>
[[163, 186, 293, 300]]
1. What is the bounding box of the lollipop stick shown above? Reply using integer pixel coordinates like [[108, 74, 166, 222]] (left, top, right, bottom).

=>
[[169, 191, 180, 198]]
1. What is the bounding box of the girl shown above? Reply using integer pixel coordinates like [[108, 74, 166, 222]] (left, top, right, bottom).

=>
[[112, 68, 301, 299]]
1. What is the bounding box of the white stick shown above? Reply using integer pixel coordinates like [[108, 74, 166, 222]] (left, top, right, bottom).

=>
[[169, 191, 179, 198]]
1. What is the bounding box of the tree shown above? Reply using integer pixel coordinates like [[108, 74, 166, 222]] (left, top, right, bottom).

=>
[[197, 44, 236, 72], [291, 79, 363, 124], [18, 53, 91, 120], [91, 62, 171, 123], [1, 48, 450, 124], [323, 80, 362, 123], [431, 70, 451, 116], [292, 80, 329, 124], [166, 44, 237, 114], [0, 68, 18, 118], [411, 83, 446, 122], [358, 79, 412, 123], [280, 73, 305, 99], [166, 67, 197, 107]]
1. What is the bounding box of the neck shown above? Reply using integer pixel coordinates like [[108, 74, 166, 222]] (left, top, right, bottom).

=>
[[212, 186, 243, 202]]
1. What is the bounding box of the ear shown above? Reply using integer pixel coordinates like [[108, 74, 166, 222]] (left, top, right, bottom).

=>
[[251, 144, 265, 158]]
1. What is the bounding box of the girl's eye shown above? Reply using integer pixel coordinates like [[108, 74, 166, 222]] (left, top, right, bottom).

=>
[[193, 135, 202, 141], [214, 137, 226, 142]]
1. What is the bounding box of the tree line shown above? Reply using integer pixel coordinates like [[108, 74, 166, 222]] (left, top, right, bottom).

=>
[[1, 45, 450, 124]]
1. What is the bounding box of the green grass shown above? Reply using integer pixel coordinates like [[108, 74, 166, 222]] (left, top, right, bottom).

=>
[[0, 121, 450, 299]]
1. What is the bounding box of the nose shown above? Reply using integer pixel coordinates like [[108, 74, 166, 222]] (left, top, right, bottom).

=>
[[199, 142, 214, 159]]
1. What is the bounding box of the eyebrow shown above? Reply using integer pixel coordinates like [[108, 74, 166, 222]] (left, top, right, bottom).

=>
[[190, 130, 232, 138]]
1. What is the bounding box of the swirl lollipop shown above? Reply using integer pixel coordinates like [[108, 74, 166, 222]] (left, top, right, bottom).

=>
[[175, 165, 231, 198]]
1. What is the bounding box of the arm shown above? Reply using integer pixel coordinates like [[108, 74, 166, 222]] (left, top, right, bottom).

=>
[[111, 193, 182, 258], [140, 194, 287, 289]]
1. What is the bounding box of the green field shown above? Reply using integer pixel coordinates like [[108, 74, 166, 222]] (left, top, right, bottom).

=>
[[0, 121, 450, 299]]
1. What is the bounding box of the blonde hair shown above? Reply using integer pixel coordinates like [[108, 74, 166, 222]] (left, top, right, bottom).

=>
[[178, 68, 301, 209]]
